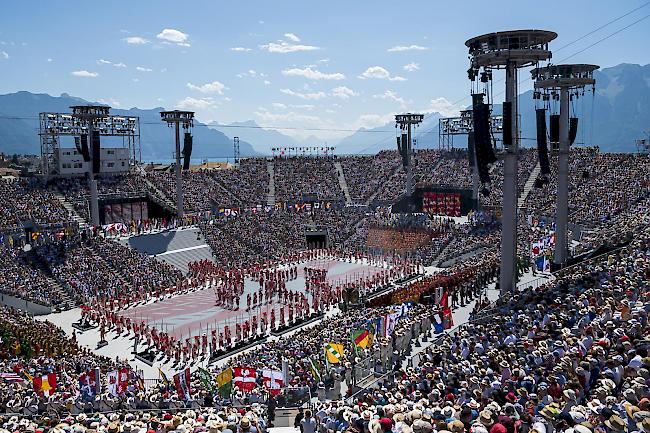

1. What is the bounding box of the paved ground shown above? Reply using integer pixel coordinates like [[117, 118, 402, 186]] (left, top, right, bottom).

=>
[[118, 227, 213, 274]]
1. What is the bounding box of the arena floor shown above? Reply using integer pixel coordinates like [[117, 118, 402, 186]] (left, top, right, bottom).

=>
[[116, 258, 388, 340]]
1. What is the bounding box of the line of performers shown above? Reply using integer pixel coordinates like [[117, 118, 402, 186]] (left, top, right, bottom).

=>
[[82, 249, 420, 362]]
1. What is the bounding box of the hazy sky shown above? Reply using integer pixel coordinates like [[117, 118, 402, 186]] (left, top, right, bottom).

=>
[[1, 0, 649, 140]]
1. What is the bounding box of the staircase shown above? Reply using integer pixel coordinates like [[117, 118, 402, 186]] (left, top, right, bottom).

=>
[[54, 192, 88, 227], [26, 251, 76, 310], [334, 161, 353, 206], [143, 177, 177, 213], [518, 162, 541, 208], [266, 161, 276, 206]]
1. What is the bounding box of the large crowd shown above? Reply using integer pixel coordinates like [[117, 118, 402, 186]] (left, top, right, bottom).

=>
[[0, 146, 649, 432]]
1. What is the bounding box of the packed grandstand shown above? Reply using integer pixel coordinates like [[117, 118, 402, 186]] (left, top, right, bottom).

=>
[[0, 144, 649, 433]]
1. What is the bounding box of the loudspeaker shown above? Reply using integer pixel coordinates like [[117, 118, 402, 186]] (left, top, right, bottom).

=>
[[75, 134, 91, 162], [549, 114, 560, 149], [182, 132, 193, 170], [91, 130, 100, 174], [569, 117, 579, 146], [471, 93, 496, 185], [400, 133, 409, 168], [536, 108, 551, 177], [502, 101, 512, 146], [467, 131, 475, 168]]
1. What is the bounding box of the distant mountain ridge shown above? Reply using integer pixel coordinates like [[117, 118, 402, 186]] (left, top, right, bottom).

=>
[[0, 63, 647, 158], [0, 91, 260, 160]]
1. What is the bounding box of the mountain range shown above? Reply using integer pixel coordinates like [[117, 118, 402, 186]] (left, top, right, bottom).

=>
[[0, 63, 647, 158], [0, 91, 260, 160]]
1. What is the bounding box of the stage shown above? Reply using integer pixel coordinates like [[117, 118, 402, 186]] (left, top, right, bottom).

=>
[[116, 258, 389, 341]]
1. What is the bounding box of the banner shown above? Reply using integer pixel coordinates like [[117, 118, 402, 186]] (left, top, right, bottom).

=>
[[217, 367, 234, 398], [33, 373, 57, 397], [233, 367, 257, 392], [107, 368, 129, 396], [79, 368, 100, 401], [262, 369, 283, 396], [173, 367, 192, 400]]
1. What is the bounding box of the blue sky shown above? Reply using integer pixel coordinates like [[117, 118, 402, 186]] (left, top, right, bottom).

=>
[[1, 0, 649, 140]]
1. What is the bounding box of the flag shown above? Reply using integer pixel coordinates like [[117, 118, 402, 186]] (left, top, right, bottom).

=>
[[173, 367, 192, 400], [351, 329, 371, 350], [197, 367, 215, 394], [136, 371, 145, 392], [384, 312, 400, 337], [433, 312, 444, 334], [106, 368, 129, 396], [21, 370, 33, 382], [0, 372, 23, 383], [442, 307, 454, 330], [158, 367, 169, 386], [261, 369, 283, 396], [216, 367, 233, 398], [33, 373, 57, 397], [233, 367, 256, 392], [440, 289, 449, 309], [324, 343, 344, 364], [78, 368, 100, 401], [308, 357, 321, 381]]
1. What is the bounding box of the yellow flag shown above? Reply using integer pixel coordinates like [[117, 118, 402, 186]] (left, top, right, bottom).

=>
[[324, 343, 344, 364]]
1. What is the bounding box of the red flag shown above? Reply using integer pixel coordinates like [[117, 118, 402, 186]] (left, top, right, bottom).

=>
[[262, 369, 283, 396], [233, 367, 257, 392], [33, 373, 57, 397], [173, 367, 192, 400], [442, 307, 454, 330], [440, 289, 449, 309]]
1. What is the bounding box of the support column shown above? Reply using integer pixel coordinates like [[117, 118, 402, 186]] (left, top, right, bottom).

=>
[[554, 87, 569, 265], [88, 123, 100, 227], [499, 63, 519, 294], [406, 125, 413, 196], [174, 122, 184, 218], [469, 131, 480, 203]]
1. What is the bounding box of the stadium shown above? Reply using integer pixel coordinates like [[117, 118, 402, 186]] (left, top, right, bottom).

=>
[[1, 3, 650, 433]]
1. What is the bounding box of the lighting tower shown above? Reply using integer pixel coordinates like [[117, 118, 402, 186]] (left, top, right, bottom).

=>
[[395, 113, 424, 196], [233, 136, 240, 165], [465, 30, 556, 294], [160, 110, 195, 218], [70, 105, 111, 227], [532, 64, 598, 266]]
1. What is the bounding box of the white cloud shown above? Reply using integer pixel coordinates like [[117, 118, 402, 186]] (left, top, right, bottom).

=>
[[46, 58, 53, 62], [358, 66, 406, 82], [230, 47, 252, 52], [113, 62, 127, 68], [387, 45, 428, 52], [97, 59, 112, 65], [0, 51, 8, 59], [280, 88, 326, 100], [71, 70, 98, 78], [132, 78, 140, 82], [186, 80, 226, 94], [157, 28, 190, 46], [98, 98, 121, 108], [354, 113, 396, 130], [331, 86, 358, 99], [123, 36, 149, 45], [282, 67, 345, 80], [263, 80, 271, 85], [176, 96, 215, 110], [255, 108, 320, 125], [272, 102, 287, 109], [136, 66, 153, 72], [423, 97, 461, 117], [374, 90, 406, 108], [284, 33, 301, 42], [403, 62, 420, 72], [260, 41, 319, 53]]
